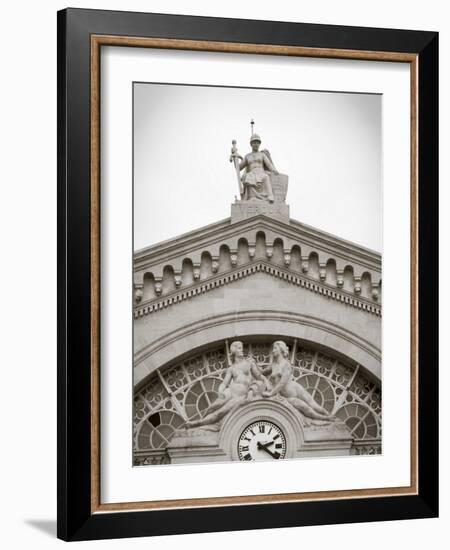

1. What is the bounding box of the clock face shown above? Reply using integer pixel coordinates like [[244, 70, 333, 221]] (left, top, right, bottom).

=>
[[237, 420, 287, 461]]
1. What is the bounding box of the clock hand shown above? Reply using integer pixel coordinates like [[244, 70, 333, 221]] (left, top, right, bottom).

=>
[[257, 441, 279, 459]]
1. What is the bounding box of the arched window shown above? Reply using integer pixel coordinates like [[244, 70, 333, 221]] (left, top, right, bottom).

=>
[[134, 338, 381, 454]]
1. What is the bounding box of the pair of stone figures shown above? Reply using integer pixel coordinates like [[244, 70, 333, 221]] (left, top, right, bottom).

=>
[[186, 341, 336, 429]]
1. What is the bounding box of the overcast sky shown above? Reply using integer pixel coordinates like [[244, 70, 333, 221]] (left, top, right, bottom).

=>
[[134, 83, 381, 252]]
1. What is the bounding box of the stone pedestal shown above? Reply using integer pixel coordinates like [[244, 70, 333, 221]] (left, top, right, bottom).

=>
[[231, 200, 290, 224]]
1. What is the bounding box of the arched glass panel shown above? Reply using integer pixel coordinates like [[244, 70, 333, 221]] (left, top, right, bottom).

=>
[[134, 339, 381, 453]]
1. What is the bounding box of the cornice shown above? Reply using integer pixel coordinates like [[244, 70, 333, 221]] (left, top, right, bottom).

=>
[[134, 260, 381, 319]]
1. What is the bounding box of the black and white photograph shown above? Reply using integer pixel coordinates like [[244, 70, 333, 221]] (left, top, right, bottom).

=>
[[132, 83, 382, 467], [0, 1, 440, 546]]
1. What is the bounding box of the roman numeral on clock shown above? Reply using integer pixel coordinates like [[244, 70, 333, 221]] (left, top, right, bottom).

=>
[[259, 425, 265, 433]]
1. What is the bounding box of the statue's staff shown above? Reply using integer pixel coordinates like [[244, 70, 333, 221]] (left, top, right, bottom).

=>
[[229, 140, 243, 197]]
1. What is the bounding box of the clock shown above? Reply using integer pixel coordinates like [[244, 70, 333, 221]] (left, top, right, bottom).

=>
[[237, 420, 287, 461]]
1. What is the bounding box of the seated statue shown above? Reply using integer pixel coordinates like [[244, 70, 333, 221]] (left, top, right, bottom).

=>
[[185, 341, 269, 428], [262, 341, 336, 425], [231, 133, 278, 203]]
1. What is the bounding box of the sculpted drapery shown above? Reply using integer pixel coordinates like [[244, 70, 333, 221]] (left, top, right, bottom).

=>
[[231, 133, 278, 202]]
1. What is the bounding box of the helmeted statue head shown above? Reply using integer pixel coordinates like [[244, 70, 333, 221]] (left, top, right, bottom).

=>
[[249, 133, 261, 145]]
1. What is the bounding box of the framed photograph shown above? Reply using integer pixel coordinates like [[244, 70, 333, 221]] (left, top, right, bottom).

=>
[[57, 8, 438, 541]]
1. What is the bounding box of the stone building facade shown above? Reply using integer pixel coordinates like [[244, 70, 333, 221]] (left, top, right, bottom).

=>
[[133, 152, 382, 466]]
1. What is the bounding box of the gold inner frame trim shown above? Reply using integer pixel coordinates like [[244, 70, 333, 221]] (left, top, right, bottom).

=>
[[90, 34, 419, 514]]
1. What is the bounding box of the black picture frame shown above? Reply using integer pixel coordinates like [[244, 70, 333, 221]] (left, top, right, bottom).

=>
[[57, 7, 438, 541]]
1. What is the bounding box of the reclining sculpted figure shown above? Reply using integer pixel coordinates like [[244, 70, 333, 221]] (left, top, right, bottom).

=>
[[262, 341, 336, 424], [185, 341, 268, 428]]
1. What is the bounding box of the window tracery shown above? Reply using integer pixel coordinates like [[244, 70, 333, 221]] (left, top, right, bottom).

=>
[[134, 339, 381, 453]]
